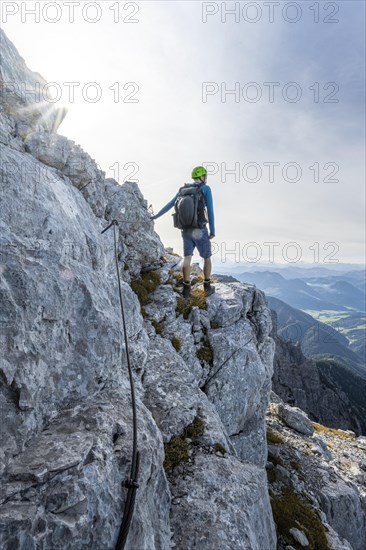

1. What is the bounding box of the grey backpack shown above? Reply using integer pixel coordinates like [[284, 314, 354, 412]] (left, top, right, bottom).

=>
[[172, 183, 207, 230]]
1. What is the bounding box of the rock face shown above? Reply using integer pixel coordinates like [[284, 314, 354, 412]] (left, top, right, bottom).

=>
[[277, 403, 314, 436], [266, 397, 366, 550], [0, 28, 66, 146], [270, 310, 364, 435], [0, 29, 276, 549]]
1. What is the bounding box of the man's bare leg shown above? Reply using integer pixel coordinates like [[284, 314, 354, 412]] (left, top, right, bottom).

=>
[[183, 255, 192, 282], [182, 256, 192, 298], [203, 256, 215, 296], [203, 256, 212, 280]]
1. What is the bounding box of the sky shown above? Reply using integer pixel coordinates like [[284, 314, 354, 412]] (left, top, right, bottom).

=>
[[2, 0, 365, 267]]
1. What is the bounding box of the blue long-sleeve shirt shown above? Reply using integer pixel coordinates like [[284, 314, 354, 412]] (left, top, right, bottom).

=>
[[152, 182, 215, 236]]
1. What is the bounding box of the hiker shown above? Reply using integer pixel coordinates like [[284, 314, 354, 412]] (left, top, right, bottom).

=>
[[149, 166, 215, 298]]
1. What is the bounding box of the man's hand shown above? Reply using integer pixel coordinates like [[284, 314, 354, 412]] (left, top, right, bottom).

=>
[[209, 234, 215, 240]]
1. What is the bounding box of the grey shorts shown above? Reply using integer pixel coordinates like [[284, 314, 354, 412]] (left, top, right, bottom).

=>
[[182, 227, 212, 259]]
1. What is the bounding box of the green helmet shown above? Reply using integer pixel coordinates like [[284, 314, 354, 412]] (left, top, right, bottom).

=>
[[191, 166, 207, 179]]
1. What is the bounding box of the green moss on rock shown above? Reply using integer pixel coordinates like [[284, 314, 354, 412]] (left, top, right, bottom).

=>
[[213, 443, 227, 455], [176, 288, 207, 319], [152, 319, 163, 335], [313, 422, 355, 440], [175, 272, 184, 285], [191, 288, 207, 310], [176, 296, 192, 319], [270, 488, 329, 550], [131, 270, 161, 307], [163, 415, 205, 473], [196, 339, 214, 365], [163, 437, 189, 472], [183, 416, 204, 440], [170, 336, 182, 352], [266, 429, 284, 445]]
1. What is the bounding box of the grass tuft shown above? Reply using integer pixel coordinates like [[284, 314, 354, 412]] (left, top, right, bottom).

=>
[[152, 319, 163, 335], [163, 437, 189, 473], [163, 415, 204, 473], [266, 429, 285, 445], [196, 339, 214, 365], [170, 336, 182, 352], [131, 270, 161, 307], [176, 288, 207, 319], [183, 416, 204, 440], [270, 488, 329, 550], [312, 422, 355, 440]]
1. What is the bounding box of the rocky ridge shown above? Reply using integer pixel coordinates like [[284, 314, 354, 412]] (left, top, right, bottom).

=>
[[0, 28, 275, 549], [1, 27, 365, 550]]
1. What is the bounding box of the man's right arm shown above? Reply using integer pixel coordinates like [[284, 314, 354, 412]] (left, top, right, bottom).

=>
[[203, 185, 215, 236], [150, 192, 179, 220]]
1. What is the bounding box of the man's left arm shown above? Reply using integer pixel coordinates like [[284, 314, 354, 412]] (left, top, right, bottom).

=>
[[150, 192, 179, 220]]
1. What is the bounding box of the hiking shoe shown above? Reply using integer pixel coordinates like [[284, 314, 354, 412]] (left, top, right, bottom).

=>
[[182, 281, 191, 299], [203, 280, 215, 297]]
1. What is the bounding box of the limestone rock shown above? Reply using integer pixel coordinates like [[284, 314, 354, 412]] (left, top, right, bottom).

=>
[[170, 454, 276, 550], [318, 479, 366, 550], [104, 178, 165, 277], [142, 337, 202, 441], [205, 315, 275, 467], [278, 404, 314, 436], [289, 528, 309, 547], [206, 283, 243, 327], [311, 435, 333, 462], [267, 398, 366, 550], [0, 392, 171, 550], [0, 28, 66, 140], [24, 131, 104, 188]]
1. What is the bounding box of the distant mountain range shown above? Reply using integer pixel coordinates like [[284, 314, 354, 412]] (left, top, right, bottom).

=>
[[224, 270, 365, 312], [270, 310, 366, 435], [267, 296, 366, 380], [214, 269, 366, 381], [213, 262, 365, 279], [306, 278, 365, 310]]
